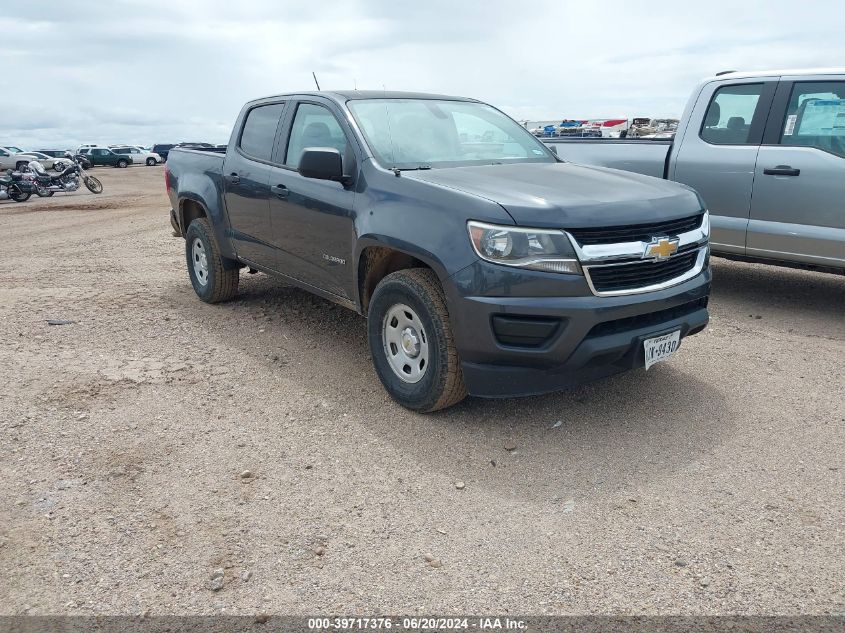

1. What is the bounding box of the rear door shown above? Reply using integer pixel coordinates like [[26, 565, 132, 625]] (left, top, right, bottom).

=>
[[266, 98, 358, 299], [748, 75, 845, 269], [221, 100, 287, 264], [671, 78, 777, 254]]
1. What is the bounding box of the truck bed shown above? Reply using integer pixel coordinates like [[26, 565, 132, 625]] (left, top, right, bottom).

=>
[[542, 138, 672, 179]]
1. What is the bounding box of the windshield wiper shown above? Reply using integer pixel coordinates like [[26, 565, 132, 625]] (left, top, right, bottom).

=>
[[391, 165, 432, 176]]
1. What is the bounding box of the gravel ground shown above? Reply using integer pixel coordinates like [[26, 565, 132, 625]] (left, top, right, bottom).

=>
[[1, 166, 843, 615]]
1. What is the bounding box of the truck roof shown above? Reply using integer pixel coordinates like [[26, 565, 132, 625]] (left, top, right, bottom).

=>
[[250, 90, 477, 104], [705, 67, 845, 81]]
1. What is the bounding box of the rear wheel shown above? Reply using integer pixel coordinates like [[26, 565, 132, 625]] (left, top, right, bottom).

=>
[[367, 268, 466, 412], [117, 159, 128, 168], [185, 218, 239, 303], [84, 176, 103, 193], [8, 185, 30, 202], [15, 162, 27, 172], [146, 157, 156, 166]]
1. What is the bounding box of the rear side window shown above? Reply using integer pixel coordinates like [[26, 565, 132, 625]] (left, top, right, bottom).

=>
[[239, 103, 285, 161], [700, 83, 763, 145], [779, 81, 845, 158]]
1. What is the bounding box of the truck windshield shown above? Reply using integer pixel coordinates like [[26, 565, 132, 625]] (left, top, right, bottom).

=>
[[348, 99, 556, 169]]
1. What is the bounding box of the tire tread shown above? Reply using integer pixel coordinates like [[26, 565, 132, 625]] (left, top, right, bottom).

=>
[[375, 268, 466, 412], [187, 218, 239, 303]]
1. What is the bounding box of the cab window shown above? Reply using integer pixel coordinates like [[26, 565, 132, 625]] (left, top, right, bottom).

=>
[[284, 103, 350, 169], [779, 81, 845, 158], [700, 84, 763, 145], [239, 103, 285, 161]]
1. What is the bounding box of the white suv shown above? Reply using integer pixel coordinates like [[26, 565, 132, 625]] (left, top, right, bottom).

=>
[[109, 145, 162, 166]]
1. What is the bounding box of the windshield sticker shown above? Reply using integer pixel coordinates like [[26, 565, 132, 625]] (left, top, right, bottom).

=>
[[783, 114, 797, 136], [531, 149, 544, 155]]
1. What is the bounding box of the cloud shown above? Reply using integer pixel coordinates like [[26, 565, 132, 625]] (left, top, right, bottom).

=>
[[1, 0, 843, 148]]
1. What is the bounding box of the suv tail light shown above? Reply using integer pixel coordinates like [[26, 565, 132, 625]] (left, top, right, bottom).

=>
[[164, 166, 171, 193]]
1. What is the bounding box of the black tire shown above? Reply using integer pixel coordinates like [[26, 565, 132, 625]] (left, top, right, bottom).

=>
[[9, 185, 30, 202], [116, 159, 128, 168], [146, 157, 156, 166], [84, 176, 103, 194], [185, 218, 239, 303], [367, 268, 466, 412], [15, 162, 28, 172]]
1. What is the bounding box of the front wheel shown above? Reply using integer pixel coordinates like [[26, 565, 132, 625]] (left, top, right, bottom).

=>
[[367, 268, 466, 412], [84, 176, 103, 193], [146, 157, 156, 166], [185, 218, 239, 303], [117, 159, 128, 168]]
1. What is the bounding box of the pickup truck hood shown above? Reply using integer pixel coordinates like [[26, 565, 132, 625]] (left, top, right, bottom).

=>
[[404, 162, 702, 228]]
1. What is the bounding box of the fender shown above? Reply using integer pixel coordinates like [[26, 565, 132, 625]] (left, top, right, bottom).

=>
[[354, 234, 452, 311], [176, 172, 237, 261]]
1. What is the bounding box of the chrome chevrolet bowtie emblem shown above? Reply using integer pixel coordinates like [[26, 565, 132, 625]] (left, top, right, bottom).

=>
[[643, 237, 679, 261]]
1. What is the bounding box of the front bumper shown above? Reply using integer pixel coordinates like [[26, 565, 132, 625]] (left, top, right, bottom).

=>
[[447, 261, 711, 398]]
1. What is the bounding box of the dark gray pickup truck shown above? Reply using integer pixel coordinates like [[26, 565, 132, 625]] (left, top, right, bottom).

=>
[[165, 91, 711, 411]]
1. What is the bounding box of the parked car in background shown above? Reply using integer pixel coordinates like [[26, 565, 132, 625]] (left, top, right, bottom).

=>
[[0, 146, 33, 171], [165, 90, 711, 412], [38, 149, 74, 160], [16, 151, 68, 172], [152, 144, 176, 161], [109, 145, 162, 166], [544, 68, 845, 274], [78, 147, 133, 168]]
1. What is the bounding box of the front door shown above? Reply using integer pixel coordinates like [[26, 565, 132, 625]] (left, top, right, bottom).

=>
[[748, 76, 845, 269], [672, 80, 777, 254], [267, 100, 358, 299], [222, 101, 286, 264]]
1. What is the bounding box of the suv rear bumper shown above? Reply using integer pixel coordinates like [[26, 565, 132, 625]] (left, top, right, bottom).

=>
[[447, 262, 711, 398]]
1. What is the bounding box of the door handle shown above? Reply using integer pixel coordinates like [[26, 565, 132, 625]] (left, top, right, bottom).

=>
[[272, 184, 289, 199], [763, 165, 800, 176], [227, 172, 240, 184]]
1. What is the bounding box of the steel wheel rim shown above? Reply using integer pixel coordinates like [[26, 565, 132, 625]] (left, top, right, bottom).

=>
[[191, 238, 209, 286], [382, 303, 429, 383]]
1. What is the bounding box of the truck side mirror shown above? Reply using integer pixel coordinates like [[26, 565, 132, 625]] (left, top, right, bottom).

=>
[[298, 147, 346, 184]]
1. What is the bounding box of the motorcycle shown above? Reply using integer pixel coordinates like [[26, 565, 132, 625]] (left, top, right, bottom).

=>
[[0, 169, 34, 202], [27, 156, 103, 196]]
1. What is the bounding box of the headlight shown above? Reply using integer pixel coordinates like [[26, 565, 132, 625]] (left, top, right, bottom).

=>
[[701, 210, 710, 237], [467, 221, 582, 274]]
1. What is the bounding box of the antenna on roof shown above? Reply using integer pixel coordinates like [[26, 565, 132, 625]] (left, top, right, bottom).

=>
[[354, 78, 358, 90], [715, 70, 737, 76], [312, 72, 321, 90]]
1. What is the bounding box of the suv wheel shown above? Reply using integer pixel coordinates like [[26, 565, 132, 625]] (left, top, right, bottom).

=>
[[146, 157, 156, 166], [116, 159, 128, 168], [367, 268, 466, 412], [185, 218, 239, 303]]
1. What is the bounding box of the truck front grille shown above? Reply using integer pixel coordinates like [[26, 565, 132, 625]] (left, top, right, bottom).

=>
[[568, 213, 704, 245], [585, 251, 699, 294]]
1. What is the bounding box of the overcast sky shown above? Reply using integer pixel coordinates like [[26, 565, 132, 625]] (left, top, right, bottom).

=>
[[2, 0, 843, 148]]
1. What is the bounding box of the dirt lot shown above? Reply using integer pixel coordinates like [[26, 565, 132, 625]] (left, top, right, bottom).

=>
[[1, 166, 843, 615]]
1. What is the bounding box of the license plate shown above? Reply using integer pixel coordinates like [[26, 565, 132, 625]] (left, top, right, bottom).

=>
[[643, 330, 681, 370]]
